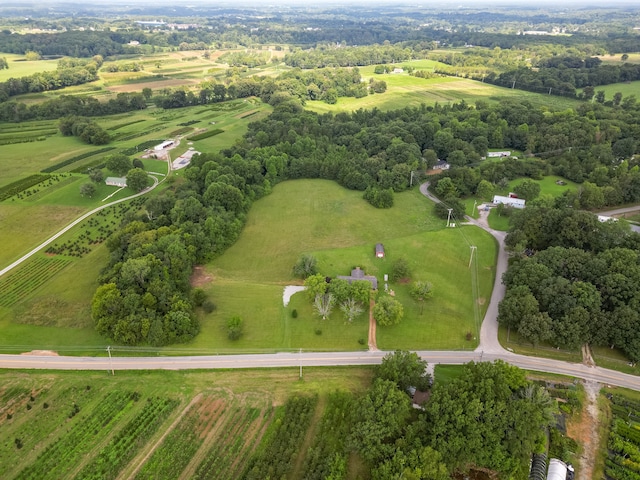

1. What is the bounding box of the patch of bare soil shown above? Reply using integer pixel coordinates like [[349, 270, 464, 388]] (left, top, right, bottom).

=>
[[20, 350, 59, 356], [566, 381, 600, 480], [477, 297, 486, 305], [190, 265, 213, 287]]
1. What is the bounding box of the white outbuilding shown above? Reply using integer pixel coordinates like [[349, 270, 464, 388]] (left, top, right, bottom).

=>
[[492, 195, 526, 209]]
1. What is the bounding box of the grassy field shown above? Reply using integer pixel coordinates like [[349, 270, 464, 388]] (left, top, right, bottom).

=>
[[0, 367, 373, 480], [0, 53, 60, 81], [585, 80, 640, 100], [185, 179, 496, 353], [305, 71, 580, 114]]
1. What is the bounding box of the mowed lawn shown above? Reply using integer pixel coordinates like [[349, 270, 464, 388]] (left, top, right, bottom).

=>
[[190, 179, 497, 353]]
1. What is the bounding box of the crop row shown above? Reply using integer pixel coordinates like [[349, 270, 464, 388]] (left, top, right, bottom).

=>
[[120, 139, 164, 156], [116, 125, 165, 142], [74, 396, 179, 480], [301, 392, 355, 480], [0, 257, 72, 308], [169, 126, 193, 136], [41, 147, 116, 173], [194, 404, 272, 480], [187, 129, 224, 141], [0, 135, 48, 146], [107, 119, 146, 131], [606, 394, 640, 480], [242, 395, 317, 480], [134, 397, 224, 480], [14, 390, 140, 480], [177, 119, 201, 126], [0, 129, 57, 140], [0, 174, 51, 202]]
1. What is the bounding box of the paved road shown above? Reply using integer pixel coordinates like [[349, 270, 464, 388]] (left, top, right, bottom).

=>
[[1, 181, 640, 393], [1, 349, 639, 390], [598, 205, 640, 233], [419, 182, 507, 354], [0, 175, 160, 278]]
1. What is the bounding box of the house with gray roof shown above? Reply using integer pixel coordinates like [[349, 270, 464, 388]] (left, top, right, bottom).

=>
[[337, 267, 378, 290]]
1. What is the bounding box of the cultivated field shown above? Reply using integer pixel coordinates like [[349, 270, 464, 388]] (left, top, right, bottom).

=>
[[0, 368, 372, 480]]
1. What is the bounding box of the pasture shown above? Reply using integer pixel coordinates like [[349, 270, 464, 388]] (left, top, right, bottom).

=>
[[305, 71, 579, 114], [587, 80, 640, 100], [0, 53, 59, 81], [188, 179, 496, 353], [0, 367, 372, 480]]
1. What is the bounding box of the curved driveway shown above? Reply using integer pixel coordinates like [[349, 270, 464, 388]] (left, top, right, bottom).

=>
[[0, 175, 159, 278], [1, 182, 640, 393]]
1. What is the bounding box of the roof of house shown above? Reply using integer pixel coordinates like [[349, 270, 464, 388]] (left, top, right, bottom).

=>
[[105, 177, 127, 186], [337, 267, 378, 290]]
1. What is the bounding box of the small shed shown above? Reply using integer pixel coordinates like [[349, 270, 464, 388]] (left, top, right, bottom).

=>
[[105, 177, 127, 187], [375, 243, 385, 258], [547, 458, 570, 480]]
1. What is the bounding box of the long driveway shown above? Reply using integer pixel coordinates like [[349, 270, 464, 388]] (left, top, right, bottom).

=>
[[1, 182, 640, 393], [0, 175, 159, 278]]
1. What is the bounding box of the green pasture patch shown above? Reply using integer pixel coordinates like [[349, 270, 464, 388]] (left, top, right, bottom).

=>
[[0, 53, 59, 81], [305, 75, 579, 114], [372, 227, 496, 350], [597, 53, 640, 64], [433, 364, 465, 385], [0, 203, 84, 267], [183, 282, 287, 353], [211, 180, 442, 283], [285, 291, 369, 351], [505, 175, 578, 198], [141, 158, 169, 174], [0, 134, 91, 187], [487, 208, 511, 231], [584, 80, 640, 100]]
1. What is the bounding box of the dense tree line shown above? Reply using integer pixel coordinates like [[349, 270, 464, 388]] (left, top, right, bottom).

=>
[[0, 92, 146, 122], [284, 44, 415, 68], [351, 355, 553, 478], [477, 61, 640, 98], [499, 205, 640, 361], [58, 115, 110, 145], [153, 67, 370, 109], [0, 57, 102, 103], [91, 150, 267, 345], [0, 30, 136, 57]]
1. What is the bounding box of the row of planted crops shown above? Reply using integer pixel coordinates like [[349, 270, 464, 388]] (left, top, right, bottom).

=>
[[606, 393, 640, 480], [1, 376, 356, 480]]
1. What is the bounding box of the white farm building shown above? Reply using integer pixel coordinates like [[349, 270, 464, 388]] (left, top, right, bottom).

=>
[[105, 177, 127, 187], [492, 195, 525, 209], [154, 140, 175, 151]]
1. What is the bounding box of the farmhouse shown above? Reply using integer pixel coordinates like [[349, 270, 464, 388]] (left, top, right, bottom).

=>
[[432, 160, 450, 170], [375, 243, 385, 258], [492, 195, 525, 209], [154, 140, 174, 151], [105, 177, 127, 187], [337, 267, 378, 290], [487, 151, 512, 158]]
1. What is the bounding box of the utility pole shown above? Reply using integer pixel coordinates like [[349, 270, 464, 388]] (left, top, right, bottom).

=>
[[410, 170, 414, 187], [468, 245, 477, 268], [446, 208, 453, 227], [106, 346, 114, 376]]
